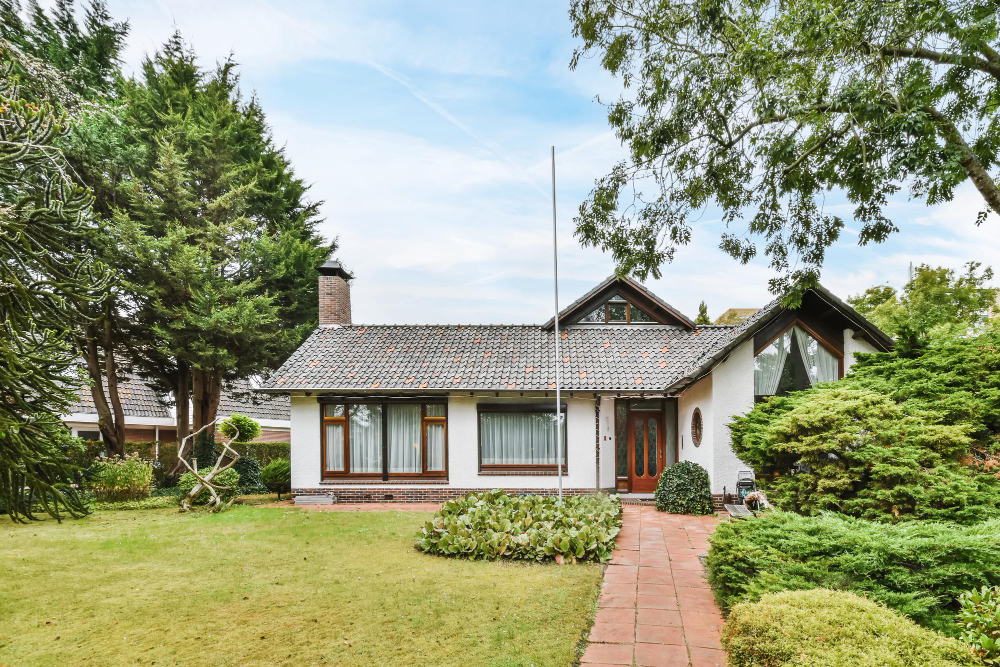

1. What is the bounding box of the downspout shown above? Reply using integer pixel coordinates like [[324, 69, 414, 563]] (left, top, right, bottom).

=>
[[594, 398, 601, 494]]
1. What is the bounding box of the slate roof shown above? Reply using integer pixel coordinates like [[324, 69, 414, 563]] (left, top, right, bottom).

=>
[[260, 324, 733, 393], [217, 378, 290, 421], [69, 374, 172, 418]]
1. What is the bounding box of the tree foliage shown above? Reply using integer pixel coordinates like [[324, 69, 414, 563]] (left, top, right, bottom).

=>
[[729, 328, 1000, 523], [694, 300, 711, 325], [0, 38, 109, 521], [849, 262, 997, 352], [569, 0, 1000, 299]]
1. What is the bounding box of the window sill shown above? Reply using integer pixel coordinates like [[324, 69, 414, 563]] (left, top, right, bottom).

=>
[[320, 478, 449, 485], [478, 469, 569, 476]]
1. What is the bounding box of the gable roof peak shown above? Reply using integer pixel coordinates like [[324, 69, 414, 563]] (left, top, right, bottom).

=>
[[542, 274, 694, 330]]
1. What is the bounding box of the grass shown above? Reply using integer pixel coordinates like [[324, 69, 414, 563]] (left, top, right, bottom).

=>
[[0, 505, 603, 666]]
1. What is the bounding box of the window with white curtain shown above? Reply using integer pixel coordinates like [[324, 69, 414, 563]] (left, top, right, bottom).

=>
[[754, 324, 840, 397], [321, 401, 447, 478], [479, 406, 567, 470]]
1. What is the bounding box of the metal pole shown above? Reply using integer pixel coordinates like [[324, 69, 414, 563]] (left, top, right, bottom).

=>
[[551, 146, 563, 503]]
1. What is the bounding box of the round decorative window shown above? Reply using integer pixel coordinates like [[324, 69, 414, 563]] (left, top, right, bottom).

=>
[[691, 408, 703, 447]]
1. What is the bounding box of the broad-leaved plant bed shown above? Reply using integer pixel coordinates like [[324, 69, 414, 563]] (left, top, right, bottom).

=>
[[416, 491, 622, 562]]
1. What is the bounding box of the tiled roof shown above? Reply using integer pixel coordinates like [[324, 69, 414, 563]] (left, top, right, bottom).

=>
[[542, 275, 694, 329], [69, 374, 172, 418], [217, 378, 290, 421], [260, 324, 734, 392]]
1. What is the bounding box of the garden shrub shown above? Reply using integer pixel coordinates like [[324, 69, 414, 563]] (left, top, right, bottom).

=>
[[261, 459, 291, 499], [723, 589, 978, 667], [231, 454, 265, 494], [219, 414, 262, 443], [231, 442, 289, 466], [123, 441, 181, 488], [707, 511, 1000, 636], [730, 330, 1000, 524], [416, 491, 621, 562], [87, 455, 153, 501], [957, 586, 1000, 663], [92, 495, 180, 511], [654, 461, 713, 515], [177, 467, 240, 505]]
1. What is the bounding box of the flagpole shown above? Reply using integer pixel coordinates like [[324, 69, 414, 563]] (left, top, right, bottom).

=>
[[551, 146, 563, 503]]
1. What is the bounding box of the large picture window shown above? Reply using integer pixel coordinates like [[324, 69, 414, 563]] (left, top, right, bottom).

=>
[[321, 401, 447, 479], [754, 323, 841, 398], [478, 404, 567, 472]]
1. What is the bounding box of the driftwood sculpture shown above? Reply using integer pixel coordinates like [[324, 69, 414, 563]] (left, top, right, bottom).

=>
[[177, 419, 241, 512]]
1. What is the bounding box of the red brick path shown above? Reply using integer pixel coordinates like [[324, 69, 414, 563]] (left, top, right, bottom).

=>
[[581, 505, 726, 667]]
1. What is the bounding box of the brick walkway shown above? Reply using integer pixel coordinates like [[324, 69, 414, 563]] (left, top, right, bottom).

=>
[[581, 505, 726, 667]]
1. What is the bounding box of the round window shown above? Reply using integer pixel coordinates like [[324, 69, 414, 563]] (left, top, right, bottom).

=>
[[691, 408, 703, 447]]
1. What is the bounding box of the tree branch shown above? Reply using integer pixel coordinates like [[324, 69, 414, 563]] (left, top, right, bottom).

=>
[[872, 43, 1000, 82], [925, 106, 1000, 217]]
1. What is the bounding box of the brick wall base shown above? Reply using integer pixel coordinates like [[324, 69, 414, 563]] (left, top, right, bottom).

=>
[[292, 487, 597, 503], [711, 494, 726, 512]]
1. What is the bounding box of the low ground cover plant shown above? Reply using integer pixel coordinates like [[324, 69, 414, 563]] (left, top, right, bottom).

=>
[[87, 455, 153, 501], [416, 491, 622, 562], [177, 467, 240, 506], [723, 589, 978, 666], [261, 459, 291, 499], [707, 511, 1000, 636], [958, 586, 1000, 663], [653, 461, 713, 514], [729, 331, 1000, 524]]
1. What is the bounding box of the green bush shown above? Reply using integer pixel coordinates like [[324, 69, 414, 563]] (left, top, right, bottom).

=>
[[219, 414, 262, 443], [654, 461, 713, 515], [707, 511, 1000, 636], [958, 586, 1000, 663], [723, 589, 978, 666], [416, 491, 622, 562], [261, 459, 291, 499], [231, 441, 289, 466], [87, 455, 153, 501], [92, 495, 180, 511], [177, 467, 240, 505], [124, 441, 181, 488], [729, 332, 1000, 524], [232, 454, 265, 494]]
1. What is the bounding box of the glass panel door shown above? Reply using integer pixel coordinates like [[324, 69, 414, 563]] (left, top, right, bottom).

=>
[[628, 411, 662, 492]]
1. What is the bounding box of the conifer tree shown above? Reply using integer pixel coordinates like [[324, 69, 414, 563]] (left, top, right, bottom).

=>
[[0, 38, 110, 521], [695, 301, 711, 325]]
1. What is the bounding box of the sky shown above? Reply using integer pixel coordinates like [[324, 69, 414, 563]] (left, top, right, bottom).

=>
[[102, 0, 998, 325]]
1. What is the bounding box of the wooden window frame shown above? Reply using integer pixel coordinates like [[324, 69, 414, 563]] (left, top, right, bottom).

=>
[[753, 319, 844, 402], [476, 403, 568, 474], [581, 299, 659, 325], [319, 399, 448, 481]]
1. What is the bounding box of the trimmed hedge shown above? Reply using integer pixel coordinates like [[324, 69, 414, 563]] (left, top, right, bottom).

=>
[[707, 510, 1000, 636], [654, 461, 713, 514], [723, 589, 978, 666], [230, 442, 289, 466], [416, 491, 622, 562]]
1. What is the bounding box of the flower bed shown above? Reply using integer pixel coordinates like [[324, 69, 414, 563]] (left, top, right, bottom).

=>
[[416, 491, 622, 562]]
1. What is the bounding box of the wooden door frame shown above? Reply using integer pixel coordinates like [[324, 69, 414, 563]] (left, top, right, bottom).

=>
[[626, 409, 664, 493]]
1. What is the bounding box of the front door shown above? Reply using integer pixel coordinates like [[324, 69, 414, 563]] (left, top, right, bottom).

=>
[[628, 410, 663, 492]]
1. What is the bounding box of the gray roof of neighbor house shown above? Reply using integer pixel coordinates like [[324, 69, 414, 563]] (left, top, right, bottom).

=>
[[69, 374, 172, 418], [217, 378, 290, 421]]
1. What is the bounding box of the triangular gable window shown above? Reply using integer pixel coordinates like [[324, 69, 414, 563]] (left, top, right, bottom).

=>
[[577, 297, 657, 325]]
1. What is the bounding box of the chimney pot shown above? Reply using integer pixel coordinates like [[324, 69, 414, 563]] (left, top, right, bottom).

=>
[[318, 259, 351, 326]]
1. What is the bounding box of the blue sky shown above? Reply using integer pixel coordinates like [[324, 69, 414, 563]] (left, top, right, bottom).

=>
[[107, 0, 998, 325]]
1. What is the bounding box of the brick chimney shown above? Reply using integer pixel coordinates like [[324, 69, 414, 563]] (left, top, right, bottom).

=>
[[318, 259, 352, 326]]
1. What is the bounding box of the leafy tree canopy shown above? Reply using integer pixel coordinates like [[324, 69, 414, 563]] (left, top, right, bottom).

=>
[[849, 262, 997, 352], [569, 0, 1000, 301]]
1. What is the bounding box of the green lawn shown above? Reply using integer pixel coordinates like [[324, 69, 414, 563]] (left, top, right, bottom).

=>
[[1, 506, 603, 666]]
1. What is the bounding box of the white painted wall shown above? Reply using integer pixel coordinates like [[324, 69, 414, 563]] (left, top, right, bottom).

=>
[[598, 395, 617, 489], [677, 374, 714, 482], [289, 394, 599, 490], [709, 340, 755, 494], [843, 329, 880, 371]]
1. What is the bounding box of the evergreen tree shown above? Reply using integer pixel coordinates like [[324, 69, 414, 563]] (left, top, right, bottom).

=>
[[111, 34, 333, 443], [695, 301, 711, 325], [0, 38, 110, 521]]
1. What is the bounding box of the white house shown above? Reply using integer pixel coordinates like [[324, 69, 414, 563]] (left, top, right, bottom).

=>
[[260, 261, 892, 504]]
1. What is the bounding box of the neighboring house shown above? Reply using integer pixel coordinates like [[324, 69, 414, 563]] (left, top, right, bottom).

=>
[[714, 308, 759, 325], [66, 375, 291, 443], [260, 261, 892, 504]]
